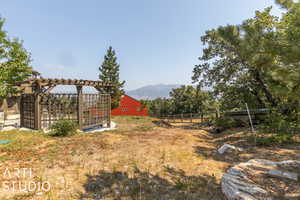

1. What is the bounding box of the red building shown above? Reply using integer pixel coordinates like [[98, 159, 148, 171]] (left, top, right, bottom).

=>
[[112, 95, 148, 116]]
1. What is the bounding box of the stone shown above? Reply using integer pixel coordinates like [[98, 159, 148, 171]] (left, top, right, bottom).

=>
[[221, 159, 300, 200], [84, 121, 117, 133], [217, 143, 243, 154], [268, 169, 298, 181], [19, 127, 34, 132], [1, 126, 17, 131], [278, 160, 300, 168]]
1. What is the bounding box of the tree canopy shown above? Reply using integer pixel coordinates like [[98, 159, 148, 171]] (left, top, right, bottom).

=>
[[192, 1, 300, 119], [143, 85, 213, 116], [0, 17, 32, 99]]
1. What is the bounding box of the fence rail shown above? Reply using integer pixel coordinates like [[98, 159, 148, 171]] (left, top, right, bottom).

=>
[[159, 109, 269, 125], [158, 109, 300, 134]]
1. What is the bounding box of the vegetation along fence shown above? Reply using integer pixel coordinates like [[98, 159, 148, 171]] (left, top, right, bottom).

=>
[[160, 109, 269, 126]]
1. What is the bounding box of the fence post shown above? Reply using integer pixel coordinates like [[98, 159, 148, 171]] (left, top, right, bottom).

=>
[[76, 86, 83, 130], [245, 103, 256, 146], [190, 113, 192, 123], [181, 113, 183, 122]]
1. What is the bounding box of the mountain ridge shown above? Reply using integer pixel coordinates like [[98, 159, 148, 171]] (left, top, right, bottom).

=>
[[126, 84, 181, 100]]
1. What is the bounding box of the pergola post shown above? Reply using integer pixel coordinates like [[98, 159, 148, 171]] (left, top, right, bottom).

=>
[[76, 86, 83, 130], [34, 84, 42, 130], [108, 95, 111, 128]]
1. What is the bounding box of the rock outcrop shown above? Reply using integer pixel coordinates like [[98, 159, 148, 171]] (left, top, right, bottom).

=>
[[221, 159, 300, 200]]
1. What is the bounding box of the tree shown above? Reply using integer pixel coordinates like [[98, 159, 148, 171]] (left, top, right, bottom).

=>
[[0, 17, 32, 99], [192, 7, 281, 110], [269, 1, 300, 118], [275, 0, 294, 8], [144, 85, 213, 117], [99, 46, 125, 109], [146, 98, 174, 117], [193, 0, 300, 121], [169, 85, 212, 114]]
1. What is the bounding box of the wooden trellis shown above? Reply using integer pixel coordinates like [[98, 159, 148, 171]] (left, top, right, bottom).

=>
[[19, 78, 113, 130]]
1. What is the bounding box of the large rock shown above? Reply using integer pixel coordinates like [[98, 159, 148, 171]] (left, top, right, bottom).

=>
[[221, 159, 300, 200], [1, 126, 17, 131], [19, 127, 35, 132], [217, 143, 243, 154]]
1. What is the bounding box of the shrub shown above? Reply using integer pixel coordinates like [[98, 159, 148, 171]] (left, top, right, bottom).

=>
[[214, 117, 246, 129], [256, 134, 294, 146], [259, 110, 299, 135], [49, 120, 78, 137]]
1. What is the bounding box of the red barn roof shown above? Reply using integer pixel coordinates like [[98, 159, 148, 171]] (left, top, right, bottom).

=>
[[112, 95, 148, 116]]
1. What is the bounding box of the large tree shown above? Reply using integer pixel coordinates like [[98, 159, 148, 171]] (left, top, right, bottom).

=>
[[0, 17, 32, 99], [192, 1, 300, 119], [99, 46, 125, 109]]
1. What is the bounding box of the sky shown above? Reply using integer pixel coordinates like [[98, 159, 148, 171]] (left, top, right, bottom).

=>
[[1, 0, 282, 91]]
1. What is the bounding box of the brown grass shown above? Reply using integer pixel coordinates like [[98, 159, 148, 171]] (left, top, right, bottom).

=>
[[0, 117, 299, 199]]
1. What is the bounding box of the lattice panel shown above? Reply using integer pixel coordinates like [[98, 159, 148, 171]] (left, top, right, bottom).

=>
[[82, 94, 110, 129], [40, 94, 78, 129], [20, 94, 35, 129], [20, 93, 111, 130]]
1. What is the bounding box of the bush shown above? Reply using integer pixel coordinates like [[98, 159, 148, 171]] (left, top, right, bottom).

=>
[[256, 134, 294, 146], [215, 117, 247, 129], [259, 110, 299, 135], [49, 120, 78, 137]]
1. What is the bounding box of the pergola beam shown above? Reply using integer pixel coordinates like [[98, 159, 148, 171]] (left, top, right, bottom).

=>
[[19, 78, 113, 88]]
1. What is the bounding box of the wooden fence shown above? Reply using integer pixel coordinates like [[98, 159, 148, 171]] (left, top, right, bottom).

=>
[[160, 112, 219, 125], [160, 109, 269, 126]]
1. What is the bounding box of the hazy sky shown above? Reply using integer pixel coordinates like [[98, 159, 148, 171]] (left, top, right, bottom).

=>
[[1, 0, 282, 90]]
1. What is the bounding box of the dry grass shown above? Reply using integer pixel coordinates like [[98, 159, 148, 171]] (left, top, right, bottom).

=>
[[0, 117, 299, 199]]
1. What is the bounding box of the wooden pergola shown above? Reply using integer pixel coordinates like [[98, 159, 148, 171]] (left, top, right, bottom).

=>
[[18, 78, 114, 130]]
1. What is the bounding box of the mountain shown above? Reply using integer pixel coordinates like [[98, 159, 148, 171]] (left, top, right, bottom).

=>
[[126, 84, 181, 100]]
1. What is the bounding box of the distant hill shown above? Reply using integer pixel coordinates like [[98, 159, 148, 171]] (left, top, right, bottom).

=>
[[126, 84, 181, 100]]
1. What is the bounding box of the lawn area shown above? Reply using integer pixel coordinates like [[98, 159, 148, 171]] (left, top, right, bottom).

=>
[[0, 116, 299, 199]]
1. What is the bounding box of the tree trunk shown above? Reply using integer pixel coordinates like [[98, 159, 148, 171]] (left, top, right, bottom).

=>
[[3, 99, 8, 120], [252, 70, 278, 107]]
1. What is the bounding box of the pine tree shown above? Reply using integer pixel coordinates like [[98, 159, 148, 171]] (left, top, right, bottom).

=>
[[99, 46, 125, 109]]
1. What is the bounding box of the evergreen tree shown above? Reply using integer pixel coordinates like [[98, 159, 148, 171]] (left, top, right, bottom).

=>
[[99, 46, 125, 109]]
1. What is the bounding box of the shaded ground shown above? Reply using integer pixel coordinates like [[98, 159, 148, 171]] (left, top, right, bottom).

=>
[[0, 116, 299, 199]]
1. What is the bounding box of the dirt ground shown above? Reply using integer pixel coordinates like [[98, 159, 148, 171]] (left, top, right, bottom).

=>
[[0, 116, 299, 200]]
